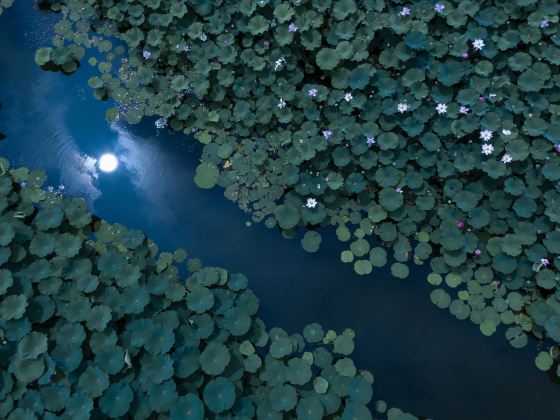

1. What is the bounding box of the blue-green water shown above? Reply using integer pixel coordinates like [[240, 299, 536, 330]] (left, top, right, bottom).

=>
[[0, 3, 558, 419]]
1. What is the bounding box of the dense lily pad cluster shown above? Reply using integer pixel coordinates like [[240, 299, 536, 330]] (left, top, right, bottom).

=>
[[33, 0, 560, 374], [0, 156, 421, 419]]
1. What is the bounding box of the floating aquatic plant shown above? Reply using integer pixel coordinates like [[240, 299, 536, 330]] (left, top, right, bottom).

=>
[[29, 0, 560, 377], [0, 156, 420, 419]]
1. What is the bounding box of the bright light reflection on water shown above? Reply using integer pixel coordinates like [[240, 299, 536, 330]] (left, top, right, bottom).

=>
[[98, 153, 118, 172]]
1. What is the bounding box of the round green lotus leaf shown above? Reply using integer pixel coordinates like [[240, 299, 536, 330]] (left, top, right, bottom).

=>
[[40, 384, 70, 412], [78, 365, 110, 398], [445, 273, 462, 288], [303, 323, 324, 344], [449, 300, 471, 320], [274, 204, 300, 230], [10, 357, 44, 383], [377, 132, 399, 150], [66, 392, 93, 419], [148, 380, 178, 413], [350, 238, 370, 257], [507, 292, 524, 311], [0, 222, 15, 246], [301, 231, 322, 253], [545, 315, 560, 342], [479, 320, 497, 337], [203, 377, 236, 414], [379, 188, 404, 212], [29, 232, 55, 257], [0, 294, 27, 320], [336, 226, 352, 241], [34, 47, 52, 66], [342, 402, 373, 420], [335, 357, 356, 377], [369, 247, 387, 267], [430, 289, 451, 309], [239, 340, 255, 356], [316, 48, 340, 70], [296, 396, 324, 420], [535, 351, 553, 371], [341, 250, 354, 263], [0, 269, 13, 294], [367, 204, 387, 222], [200, 342, 231, 375], [314, 377, 329, 394], [391, 263, 409, 279], [286, 357, 312, 385], [223, 307, 251, 336], [247, 15, 269, 34], [334, 333, 355, 356], [269, 384, 297, 412], [270, 337, 293, 358], [170, 394, 204, 420], [194, 162, 219, 189], [171, 75, 188, 91], [505, 327, 528, 349], [244, 353, 262, 373], [99, 383, 133, 418], [347, 376, 373, 405], [354, 260, 373, 275], [187, 285, 214, 313], [17, 332, 47, 360]]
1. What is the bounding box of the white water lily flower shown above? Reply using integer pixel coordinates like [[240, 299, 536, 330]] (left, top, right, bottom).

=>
[[472, 39, 485, 51], [306, 198, 317, 208], [480, 130, 493, 141], [481, 143, 494, 155], [344, 92, 353, 102], [277, 98, 286, 109], [502, 129, 511, 136], [435, 103, 447, 114], [397, 102, 409, 113], [501, 153, 512, 163]]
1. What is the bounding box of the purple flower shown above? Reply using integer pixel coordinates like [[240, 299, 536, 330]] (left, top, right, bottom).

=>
[[263, 40, 270, 47], [461, 51, 469, 59], [434, 3, 445, 13], [474, 248, 482, 256], [399, 6, 411, 16], [395, 187, 403, 193], [288, 22, 298, 32], [223, 39, 231, 46], [457, 221, 465, 228], [142, 50, 151, 59], [541, 258, 550, 266], [541, 19, 550, 28], [555, 144, 560, 153], [459, 105, 470, 114], [308, 88, 318, 97], [366, 136, 375, 146], [322, 130, 332, 139], [479, 96, 486, 102]]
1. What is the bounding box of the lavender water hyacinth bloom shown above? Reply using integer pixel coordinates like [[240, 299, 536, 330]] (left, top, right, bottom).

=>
[[322, 130, 332, 139], [366, 137, 375, 146], [399, 6, 411, 16], [540, 19, 550, 28], [308, 88, 318, 97], [288, 22, 298, 32], [434, 3, 445, 13], [142, 50, 151, 59]]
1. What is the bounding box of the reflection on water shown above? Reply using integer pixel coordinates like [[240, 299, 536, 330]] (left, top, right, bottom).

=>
[[97, 152, 118, 172], [1, 3, 559, 420]]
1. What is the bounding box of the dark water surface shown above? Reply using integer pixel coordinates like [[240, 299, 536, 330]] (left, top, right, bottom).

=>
[[0, 3, 558, 419]]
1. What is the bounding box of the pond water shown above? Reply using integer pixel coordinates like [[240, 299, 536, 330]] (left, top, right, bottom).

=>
[[0, 3, 558, 419]]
